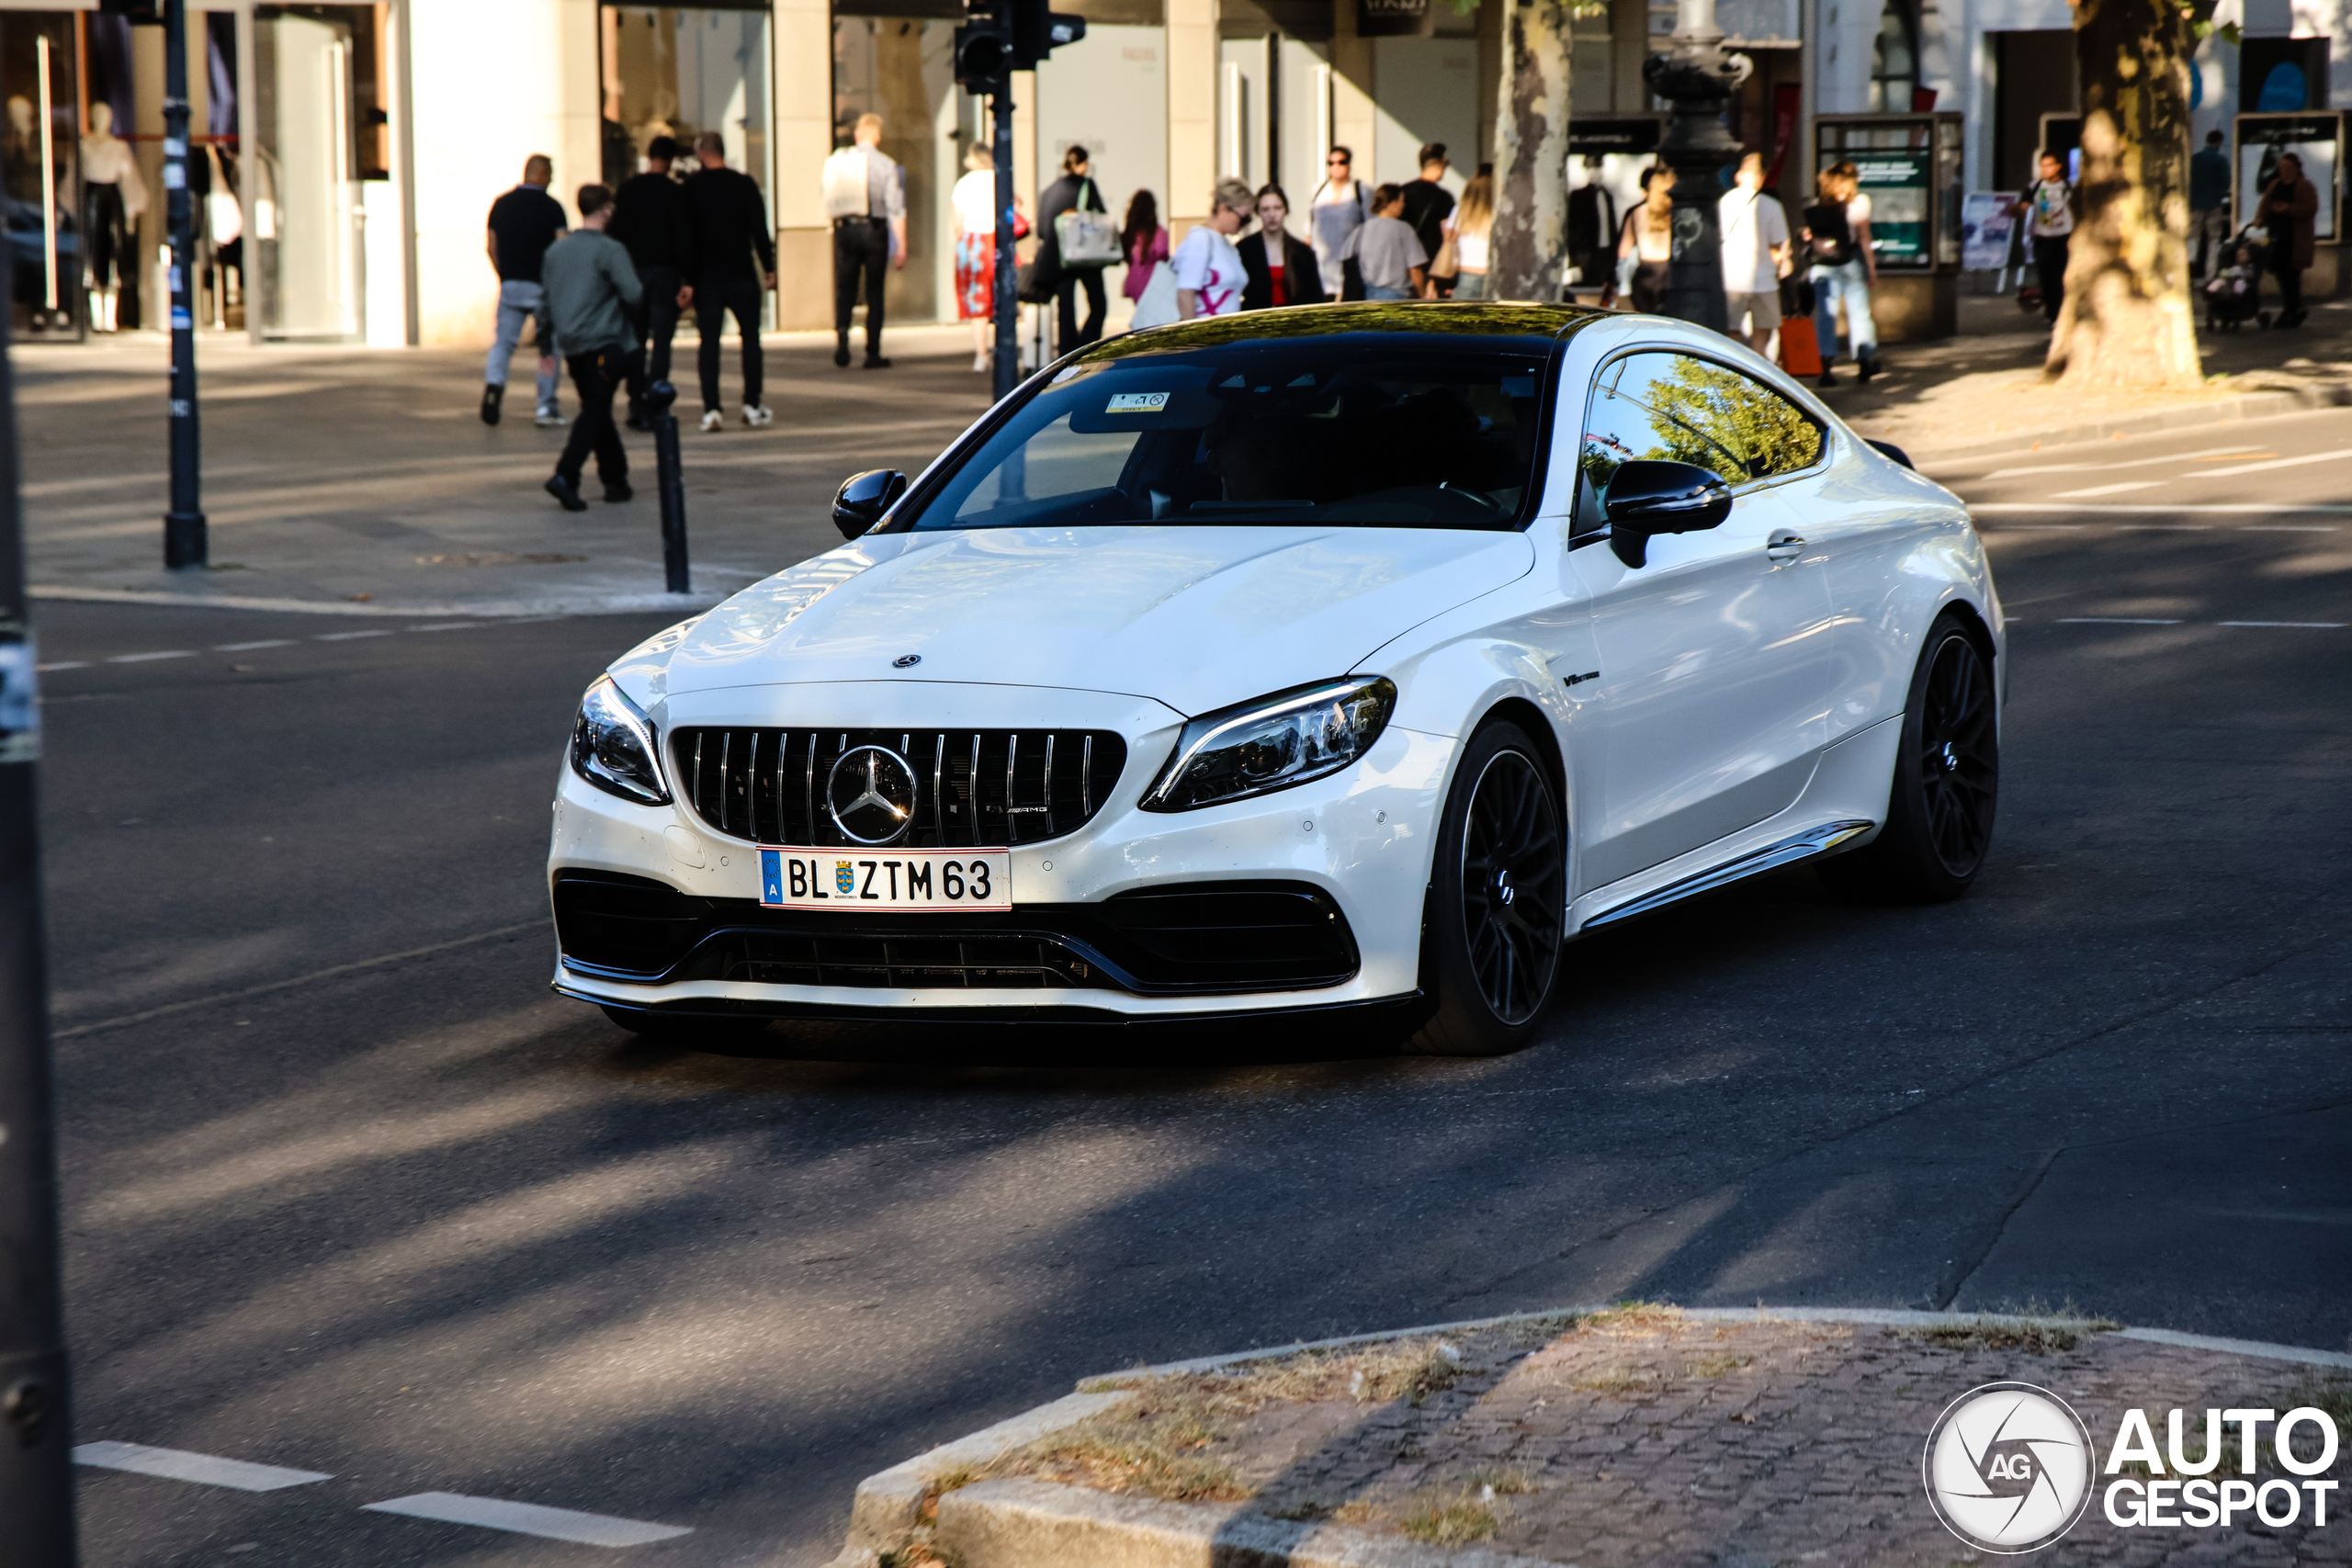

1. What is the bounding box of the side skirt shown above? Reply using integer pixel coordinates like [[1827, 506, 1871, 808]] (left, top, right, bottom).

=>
[[1577, 818, 1875, 931]]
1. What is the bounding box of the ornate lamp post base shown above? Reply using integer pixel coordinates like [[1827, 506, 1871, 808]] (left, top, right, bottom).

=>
[[1642, 0, 1752, 333]]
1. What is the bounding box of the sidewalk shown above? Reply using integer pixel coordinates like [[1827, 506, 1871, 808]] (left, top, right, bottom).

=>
[[834, 1306, 2352, 1568], [1832, 294, 2352, 461], [17, 326, 995, 618]]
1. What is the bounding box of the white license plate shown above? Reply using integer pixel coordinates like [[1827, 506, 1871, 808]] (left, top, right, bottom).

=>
[[757, 848, 1012, 912]]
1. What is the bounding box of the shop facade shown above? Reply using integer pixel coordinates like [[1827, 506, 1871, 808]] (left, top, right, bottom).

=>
[[3, 0, 2341, 347]]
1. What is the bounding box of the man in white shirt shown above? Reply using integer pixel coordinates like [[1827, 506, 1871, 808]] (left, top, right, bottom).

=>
[[822, 113, 908, 367], [1717, 152, 1791, 352]]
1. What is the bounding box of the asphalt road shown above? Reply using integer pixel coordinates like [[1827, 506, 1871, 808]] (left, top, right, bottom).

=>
[[41, 409, 2351, 1567]]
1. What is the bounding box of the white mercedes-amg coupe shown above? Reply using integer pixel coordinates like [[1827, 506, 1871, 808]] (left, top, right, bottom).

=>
[[548, 303, 2002, 1055]]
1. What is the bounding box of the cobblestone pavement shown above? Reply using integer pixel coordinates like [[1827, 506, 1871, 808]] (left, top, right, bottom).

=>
[[1008, 1312, 2350, 1566]]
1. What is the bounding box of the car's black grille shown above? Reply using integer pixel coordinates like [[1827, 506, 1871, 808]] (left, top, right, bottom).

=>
[[670, 728, 1129, 848], [551, 874, 1359, 996]]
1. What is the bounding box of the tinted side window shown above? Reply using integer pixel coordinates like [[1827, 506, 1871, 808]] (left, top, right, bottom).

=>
[[1575, 355, 1748, 534], [1614, 351, 1823, 479]]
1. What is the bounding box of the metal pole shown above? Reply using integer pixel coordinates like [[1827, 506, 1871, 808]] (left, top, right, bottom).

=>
[[162, 0, 206, 569], [1643, 0, 1747, 333], [990, 85, 1017, 403], [646, 380, 690, 594], [0, 268, 78, 1568]]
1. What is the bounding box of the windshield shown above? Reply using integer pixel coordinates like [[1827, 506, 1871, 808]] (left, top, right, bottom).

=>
[[897, 333, 1558, 532]]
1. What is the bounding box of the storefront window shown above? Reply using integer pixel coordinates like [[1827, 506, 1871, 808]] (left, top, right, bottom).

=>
[[1867, 0, 1918, 114], [2, 12, 82, 340], [600, 6, 771, 194], [254, 5, 378, 340]]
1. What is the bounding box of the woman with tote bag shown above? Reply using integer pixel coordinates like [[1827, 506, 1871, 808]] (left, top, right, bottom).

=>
[[1120, 189, 1178, 329], [1037, 145, 1115, 353]]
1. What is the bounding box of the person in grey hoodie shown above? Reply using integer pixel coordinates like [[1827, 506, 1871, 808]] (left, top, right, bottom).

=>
[[536, 183, 644, 511]]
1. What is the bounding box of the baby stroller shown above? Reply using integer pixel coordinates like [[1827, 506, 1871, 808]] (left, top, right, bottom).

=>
[[2204, 226, 2271, 333]]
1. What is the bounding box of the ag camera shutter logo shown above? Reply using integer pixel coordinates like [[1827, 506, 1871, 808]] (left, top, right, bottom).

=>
[[1922, 1382, 2095, 1553]]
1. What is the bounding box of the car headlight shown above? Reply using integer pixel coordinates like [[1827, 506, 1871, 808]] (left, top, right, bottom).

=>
[[1142, 676, 1397, 811], [570, 675, 671, 805]]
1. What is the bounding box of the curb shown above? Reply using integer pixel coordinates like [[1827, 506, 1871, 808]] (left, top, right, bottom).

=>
[[1894, 381, 2352, 465], [825, 1304, 2352, 1568], [28, 584, 741, 620]]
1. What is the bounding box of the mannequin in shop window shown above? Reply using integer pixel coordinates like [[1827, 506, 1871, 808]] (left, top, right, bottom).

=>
[[81, 102, 147, 333]]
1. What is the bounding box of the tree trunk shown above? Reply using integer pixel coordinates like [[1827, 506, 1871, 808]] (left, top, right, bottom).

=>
[[2046, 0, 2201, 388], [1487, 0, 1573, 301]]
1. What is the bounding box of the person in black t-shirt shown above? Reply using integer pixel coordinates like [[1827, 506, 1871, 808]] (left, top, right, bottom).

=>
[[607, 136, 697, 428], [482, 155, 570, 427], [683, 131, 777, 430], [1397, 142, 1456, 296]]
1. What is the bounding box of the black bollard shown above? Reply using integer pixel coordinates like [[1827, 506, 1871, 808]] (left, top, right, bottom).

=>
[[645, 379, 690, 594]]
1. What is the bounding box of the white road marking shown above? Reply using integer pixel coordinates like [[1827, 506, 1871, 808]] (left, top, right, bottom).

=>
[[37, 660, 89, 671], [107, 650, 193, 663], [1972, 503, 2352, 513], [405, 622, 480, 632], [1975, 445, 2264, 479], [314, 630, 394, 641], [2052, 481, 2165, 498], [361, 1492, 691, 1547], [2057, 617, 2183, 625], [2195, 446, 2352, 478], [2241, 525, 2341, 532], [216, 639, 296, 651], [74, 1441, 333, 1493], [2218, 620, 2348, 628]]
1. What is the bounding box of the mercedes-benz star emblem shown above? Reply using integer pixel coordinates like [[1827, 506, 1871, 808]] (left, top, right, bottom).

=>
[[826, 746, 918, 845], [893, 653, 922, 669]]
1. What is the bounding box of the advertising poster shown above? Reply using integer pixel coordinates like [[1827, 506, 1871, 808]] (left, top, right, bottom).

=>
[[1960, 192, 2017, 270], [1852, 151, 1932, 267], [2237, 112, 2342, 239]]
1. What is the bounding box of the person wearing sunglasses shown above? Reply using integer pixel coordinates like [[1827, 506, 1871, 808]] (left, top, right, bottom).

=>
[[1307, 146, 1371, 298]]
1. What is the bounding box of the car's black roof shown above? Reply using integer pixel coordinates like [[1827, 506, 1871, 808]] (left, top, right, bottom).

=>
[[1073, 301, 1608, 364]]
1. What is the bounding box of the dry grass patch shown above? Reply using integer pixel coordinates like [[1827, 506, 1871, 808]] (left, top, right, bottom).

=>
[[1903, 1316, 2120, 1355], [1397, 1484, 1506, 1545]]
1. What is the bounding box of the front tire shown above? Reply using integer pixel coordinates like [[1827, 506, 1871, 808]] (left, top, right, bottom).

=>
[[1821, 614, 1998, 902], [1404, 722, 1566, 1057]]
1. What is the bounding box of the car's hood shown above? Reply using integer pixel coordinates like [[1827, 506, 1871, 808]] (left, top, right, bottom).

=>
[[619, 525, 1535, 717]]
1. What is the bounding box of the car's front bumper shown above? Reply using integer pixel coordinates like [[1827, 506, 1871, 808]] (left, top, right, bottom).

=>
[[547, 682, 1456, 1019]]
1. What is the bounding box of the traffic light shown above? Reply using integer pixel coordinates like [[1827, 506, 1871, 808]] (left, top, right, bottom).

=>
[[954, 3, 1012, 93], [956, 0, 1084, 91]]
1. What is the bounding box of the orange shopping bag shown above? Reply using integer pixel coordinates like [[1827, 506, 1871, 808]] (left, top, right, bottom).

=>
[[1778, 314, 1823, 377]]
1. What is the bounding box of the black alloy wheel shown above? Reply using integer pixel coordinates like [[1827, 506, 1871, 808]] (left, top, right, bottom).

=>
[[1821, 615, 1999, 902], [1406, 721, 1566, 1056]]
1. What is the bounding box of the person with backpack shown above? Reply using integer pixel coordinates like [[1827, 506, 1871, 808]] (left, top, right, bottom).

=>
[[1037, 145, 1111, 354], [1307, 146, 1372, 297], [1803, 163, 1879, 387], [2011, 152, 2075, 329]]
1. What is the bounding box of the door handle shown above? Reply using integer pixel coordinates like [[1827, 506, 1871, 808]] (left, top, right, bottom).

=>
[[1765, 529, 1805, 564]]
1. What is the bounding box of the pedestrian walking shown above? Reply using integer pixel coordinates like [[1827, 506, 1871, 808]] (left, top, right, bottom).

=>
[[1398, 142, 1455, 293], [1173, 178, 1254, 319], [1238, 184, 1328, 309], [1120, 188, 1171, 318], [683, 130, 775, 430], [1569, 156, 1619, 304], [2190, 129, 2231, 278], [535, 183, 643, 513], [1340, 184, 1429, 302], [1440, 171, 1494, 299], [822, 112, 906, 370], [607, 135, 696, 429], [1307, 146, 1372, 297], [2259, 152, 2318, 329], [1804, 163, 1880, 385], [1718, 150, 1791, 351], [481, 153, 568, 428], [1615, 166, 1676, 314], [2011, 152, 2073, 331], [1037, 145, 1110, 354], [951, 144, 1001, 372]]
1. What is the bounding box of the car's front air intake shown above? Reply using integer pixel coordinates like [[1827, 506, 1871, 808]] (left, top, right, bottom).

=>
[[670, 728, 1128, 848]]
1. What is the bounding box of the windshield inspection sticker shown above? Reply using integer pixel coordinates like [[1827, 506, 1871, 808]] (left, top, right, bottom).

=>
[[1106, 391, 1171, 412]]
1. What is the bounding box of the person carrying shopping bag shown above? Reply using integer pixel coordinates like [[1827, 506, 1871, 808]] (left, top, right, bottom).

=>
[[1803, 162, 1879, 386], [1122, 190, 1177, 328], [1038, 145, 1116, 353]]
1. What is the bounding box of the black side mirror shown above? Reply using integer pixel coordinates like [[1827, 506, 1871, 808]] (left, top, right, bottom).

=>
[[1866, 438, 1915, 470], [1601, 459, 1733, 568], [831, 469, 908, 539]]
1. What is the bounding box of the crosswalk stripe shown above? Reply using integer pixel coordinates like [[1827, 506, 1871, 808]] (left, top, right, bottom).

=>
[[74, 1440, 334, 1492], [361, 1492, 691, 1547]]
